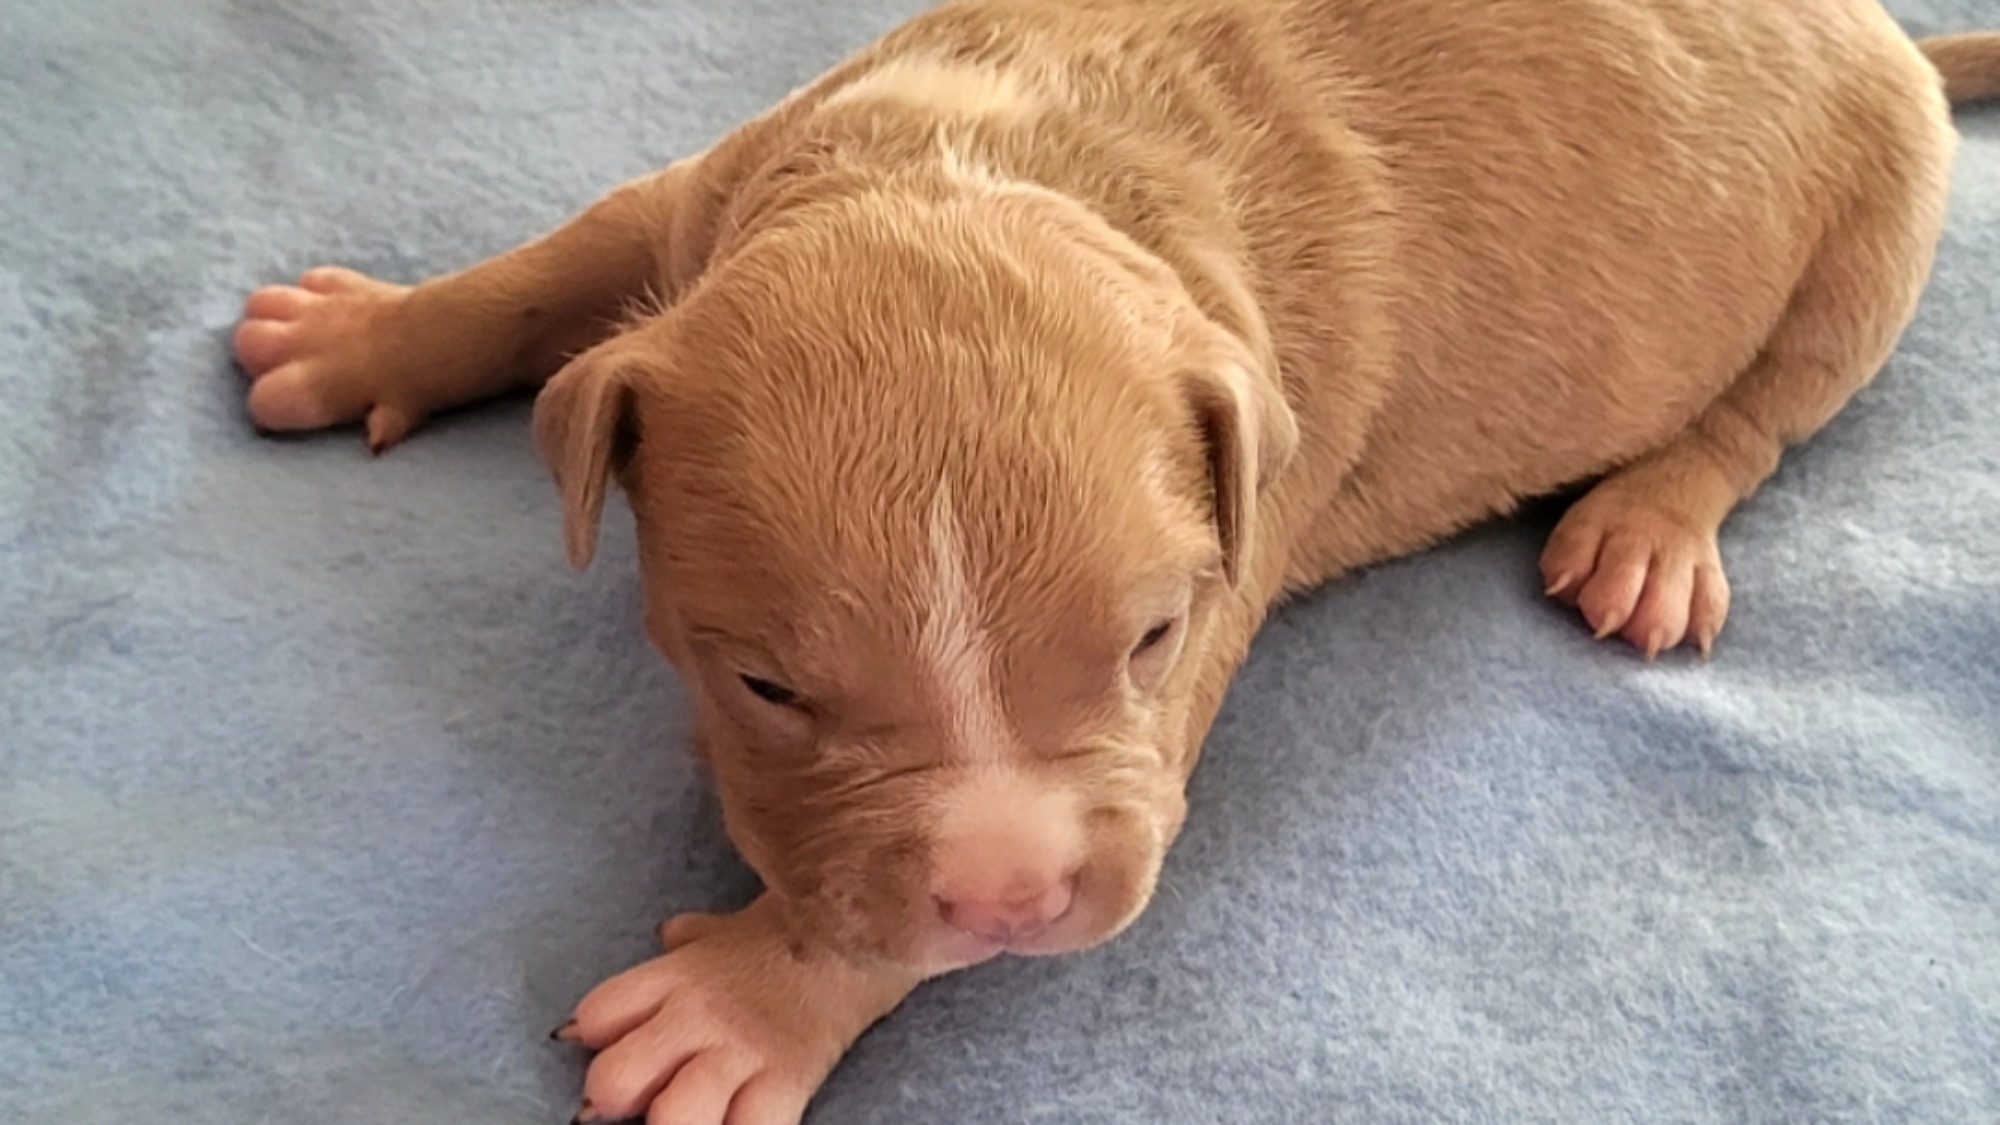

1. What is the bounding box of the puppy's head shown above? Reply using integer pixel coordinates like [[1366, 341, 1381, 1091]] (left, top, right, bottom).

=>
[[535, 185, 1294, 972]]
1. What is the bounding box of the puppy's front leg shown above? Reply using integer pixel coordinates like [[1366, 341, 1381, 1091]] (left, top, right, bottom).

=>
[[234, 162, 692, 451], [555, 894, 920, 1125]]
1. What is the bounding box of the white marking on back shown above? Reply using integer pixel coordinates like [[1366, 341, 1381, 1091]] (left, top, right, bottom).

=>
[[820, 55, 1043, 122], [921, 484, 1013, 765], [937, 137, 1018, 195]]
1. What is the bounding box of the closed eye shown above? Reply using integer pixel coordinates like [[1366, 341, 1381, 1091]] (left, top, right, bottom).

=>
[[1132, 619, 1175, 657], [740, 674, 800, 708]]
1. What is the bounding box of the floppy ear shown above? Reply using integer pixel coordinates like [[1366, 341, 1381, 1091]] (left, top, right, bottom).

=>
[[533, 344, 643, 570], [1177, 348, 1299, 586]]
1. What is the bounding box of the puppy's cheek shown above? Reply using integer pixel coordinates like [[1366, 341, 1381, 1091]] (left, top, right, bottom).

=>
[[1046, 804, 1175, 952], [705, 768, 794, 893], [1090, 839, 1168, 943], [1110, 786, 1187, 929], [643, 617, 690, 670], [773, 814, 934, 963], [1018, 850, 1154, 957], [686, 715, 722, 772]]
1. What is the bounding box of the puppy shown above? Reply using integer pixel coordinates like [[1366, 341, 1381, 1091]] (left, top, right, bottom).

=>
[[232, 2, 1999, 1121]]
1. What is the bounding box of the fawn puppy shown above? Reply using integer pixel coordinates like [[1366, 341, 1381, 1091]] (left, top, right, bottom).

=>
[[233, 2, 1998, 1121]]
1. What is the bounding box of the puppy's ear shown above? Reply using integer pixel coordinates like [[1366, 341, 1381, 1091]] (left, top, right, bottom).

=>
[[1177, 345, 1299, 585], [533, 343, 644, 569]]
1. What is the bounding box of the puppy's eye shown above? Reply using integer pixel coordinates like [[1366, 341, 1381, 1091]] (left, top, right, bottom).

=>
[[1132, 619, 1176, 657], [740, 675, 800, 707]]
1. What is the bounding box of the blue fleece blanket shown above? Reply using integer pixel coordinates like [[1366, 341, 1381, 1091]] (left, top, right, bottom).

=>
[[3, 1, 1996, 1121]]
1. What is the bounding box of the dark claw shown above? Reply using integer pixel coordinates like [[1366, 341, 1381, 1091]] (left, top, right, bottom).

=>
[[549, 1018, 578, 1043]]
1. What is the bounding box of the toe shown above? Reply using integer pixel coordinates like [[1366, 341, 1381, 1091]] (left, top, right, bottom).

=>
[[246, 363, 370, 431], [1575, 534, 1651, 640], [245, 365, 326, 430], [298, 265, 374, 294], [1623, 549, 1695, 659], [364, 404, 414, 454], [647, 1050, 758, 1125], [721, 1074, 813, 1125], [243, 285, 313, 322], [571, 957, 682, 1049], [661, 912, 725, 949], [1689, 562, 1731, 659], [1539, 521, 1605, 602], [582, 1012, 704, 1121], [233, 318, 297, 376]]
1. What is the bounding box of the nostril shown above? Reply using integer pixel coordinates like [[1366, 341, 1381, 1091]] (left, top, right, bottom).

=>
[[934, 896, 1012, 942], [935, 896, 991, 929]]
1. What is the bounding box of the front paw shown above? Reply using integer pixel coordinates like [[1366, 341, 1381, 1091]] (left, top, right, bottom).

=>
[[554, 895, 918, 1124], [236, 267, 423, 451]]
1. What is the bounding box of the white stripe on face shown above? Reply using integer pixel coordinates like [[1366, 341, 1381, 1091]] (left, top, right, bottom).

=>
[[920, 483, 1014, 766]]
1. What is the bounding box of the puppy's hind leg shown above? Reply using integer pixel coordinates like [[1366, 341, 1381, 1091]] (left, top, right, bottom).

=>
[[1540, 119, 1952, 659], [234, 162, 692, 452]]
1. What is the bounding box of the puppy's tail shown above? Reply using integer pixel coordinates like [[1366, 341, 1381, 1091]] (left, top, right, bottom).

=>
[[1920, 32, 2000, 105]]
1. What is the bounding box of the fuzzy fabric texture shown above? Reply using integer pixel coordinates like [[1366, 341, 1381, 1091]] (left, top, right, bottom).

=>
[[2, 1, 1996, 1121]]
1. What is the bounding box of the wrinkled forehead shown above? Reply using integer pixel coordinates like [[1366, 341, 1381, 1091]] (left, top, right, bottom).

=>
[[631, 377, 1215, 696], [665, 419, 1201, 612]]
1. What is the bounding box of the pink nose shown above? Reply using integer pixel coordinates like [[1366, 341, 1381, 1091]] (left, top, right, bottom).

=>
[[935, 878, 1076, 944]]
